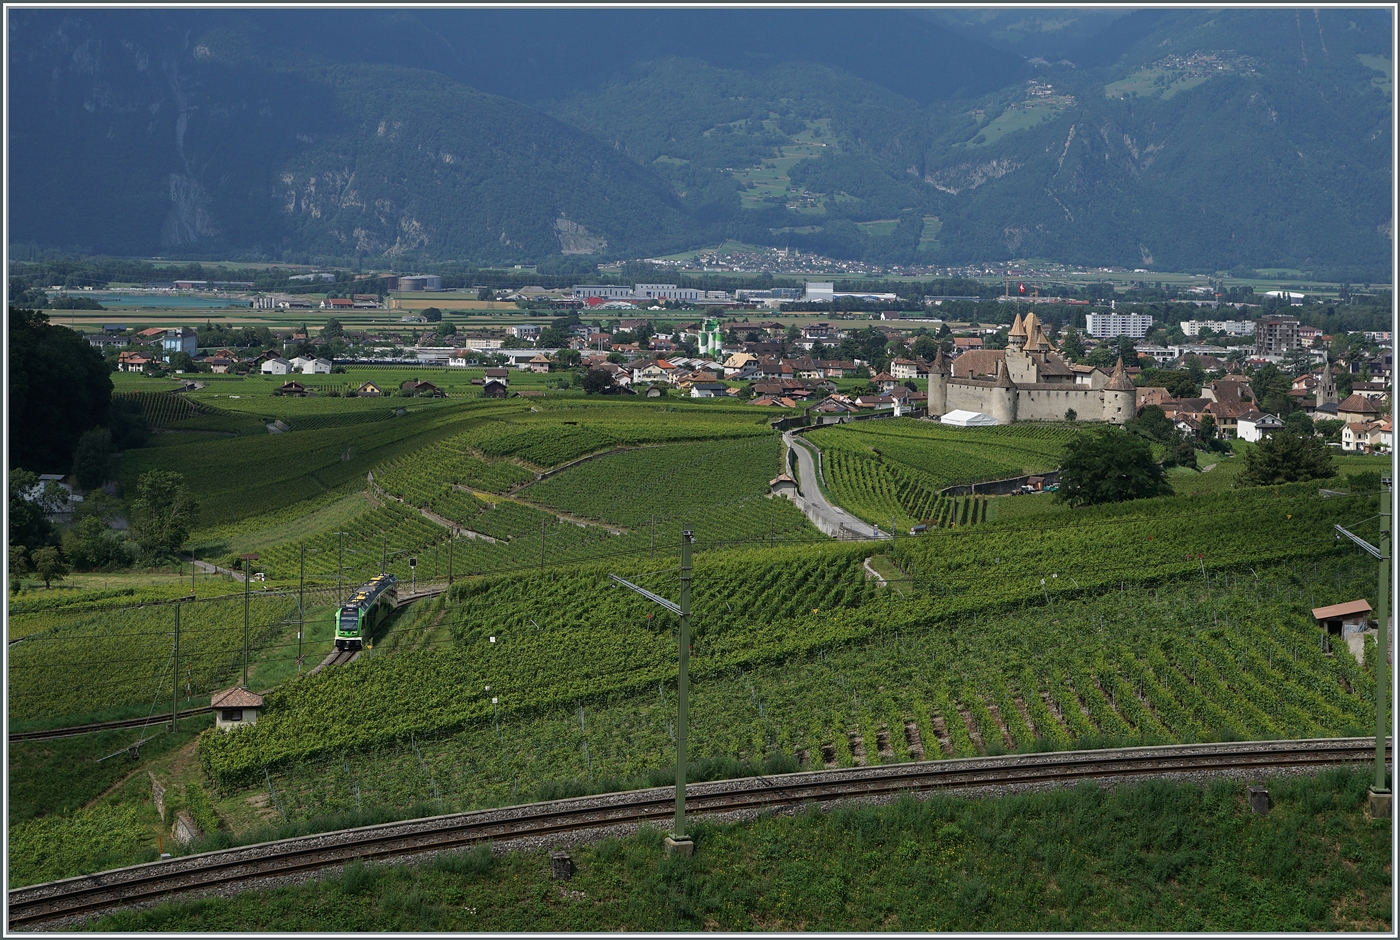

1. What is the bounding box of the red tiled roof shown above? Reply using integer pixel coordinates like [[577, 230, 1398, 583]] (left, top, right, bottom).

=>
[[211, 687, 264, 708]]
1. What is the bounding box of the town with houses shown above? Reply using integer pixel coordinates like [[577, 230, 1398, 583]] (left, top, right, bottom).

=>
[[88, 278, 1393, 455]]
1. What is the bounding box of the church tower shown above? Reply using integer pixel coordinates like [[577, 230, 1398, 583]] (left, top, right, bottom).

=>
[[1315, 362, 1337, 409]]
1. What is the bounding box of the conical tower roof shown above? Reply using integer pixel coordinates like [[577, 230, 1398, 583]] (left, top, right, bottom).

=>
[[994, 358, 1016, 388], [1008, 312, 1026, 337], [1106, 357, 1135, 391], [930, 347, 948, 374]]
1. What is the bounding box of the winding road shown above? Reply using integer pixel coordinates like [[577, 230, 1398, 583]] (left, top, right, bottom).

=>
[[782, 432, 889, 541]]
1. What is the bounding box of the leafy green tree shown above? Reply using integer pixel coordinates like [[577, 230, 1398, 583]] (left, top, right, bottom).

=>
[[1058, 327, 1085, 362], [1238, 431, 1336, 486], [71, 427, 114, 492], [8, 307, 114, 471], [477, 288, 494, 301], [422, 307, 443, 322], [61, 515, 128, 570], [1314, 418, 1345, 444], [1126, 405, 1175, 444], [8, 470, 61, 550], [9, 545, 30, 594], [1055, 427, 1171, 507], [168, 351, 196, 372], [1283, 411, 1315, 437], [321, 318, 345, 338], [30, 546, 70, 589], [581, 368, 615, 395], [128, 470, 199, 561]]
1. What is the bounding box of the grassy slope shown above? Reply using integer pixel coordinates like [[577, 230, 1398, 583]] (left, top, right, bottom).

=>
[[87, 769, 1391, 932]]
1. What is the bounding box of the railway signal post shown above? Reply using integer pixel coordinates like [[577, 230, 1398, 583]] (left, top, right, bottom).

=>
[[609, 528, 695, 856]]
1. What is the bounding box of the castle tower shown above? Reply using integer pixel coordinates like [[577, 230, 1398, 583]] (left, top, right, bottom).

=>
[[1007, 311, 1027, 351], [1104, 357, 1135, 425], [991, 359, 1017, 425], [1315, 362, 1337, 408], [927, 347, 949, 417]]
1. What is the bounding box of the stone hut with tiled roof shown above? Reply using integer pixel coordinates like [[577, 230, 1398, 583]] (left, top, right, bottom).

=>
[[211, 687, 264, 731]]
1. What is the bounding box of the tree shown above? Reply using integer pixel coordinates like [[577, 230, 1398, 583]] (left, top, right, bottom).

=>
[[321, 318, 345, 338], [477, 288, 494, 302], [422, 307, 443, 322], [71, 427, 114, 492], [61, 515, 128, 570], [1059, 327, 1085, 362], [29, 546, 70, 589], [8, 470, 62, 550], [1283, 411, 1315, 437], [1238, 431, 1336, 486], [581, 368, 615, 395], [128, 470, 199, 561], [8, 307, 114, 471], [169, 350, 196, 372], [1126, 405, 1175, 444], [1054, 427, 1171, 507], [9, 545, 30, 594], [1198, 413, 1218, 444]]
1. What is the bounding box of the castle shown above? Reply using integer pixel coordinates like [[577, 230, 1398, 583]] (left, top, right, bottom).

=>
[[927, 310, 1136, 425]]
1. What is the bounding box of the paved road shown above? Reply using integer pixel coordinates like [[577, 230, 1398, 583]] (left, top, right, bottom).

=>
[[782, 432, 889, 541]]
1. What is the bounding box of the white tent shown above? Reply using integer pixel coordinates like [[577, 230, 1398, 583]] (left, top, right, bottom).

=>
[[940, 409, 998, 427]]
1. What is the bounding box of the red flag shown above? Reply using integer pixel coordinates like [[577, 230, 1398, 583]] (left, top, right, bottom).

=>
[[1018, 283, 1026, 294]]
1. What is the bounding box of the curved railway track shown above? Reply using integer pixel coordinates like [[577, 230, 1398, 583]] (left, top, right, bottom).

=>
[[9, 737, 1390, 930]]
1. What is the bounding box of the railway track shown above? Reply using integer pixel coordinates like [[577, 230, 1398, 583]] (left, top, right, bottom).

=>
[[9, 737, 1390, 930], [306, 648, 360, 675]]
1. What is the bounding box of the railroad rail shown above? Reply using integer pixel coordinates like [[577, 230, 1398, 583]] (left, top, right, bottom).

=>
[[306, 648, 359, 675], [8, 708, 215, 743], [9, 737, 1389, 930]]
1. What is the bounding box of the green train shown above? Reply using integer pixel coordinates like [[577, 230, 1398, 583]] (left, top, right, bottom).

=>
[[335, 574, 398, 650]]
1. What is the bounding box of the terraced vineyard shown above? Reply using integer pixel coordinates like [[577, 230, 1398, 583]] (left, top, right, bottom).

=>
[[806, 420, 1074, 531], [198, 487, 1380, 792]]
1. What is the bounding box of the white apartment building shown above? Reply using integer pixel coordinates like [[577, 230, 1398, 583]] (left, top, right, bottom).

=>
[[1180, 320, 1256, 336], [1085, 312, 1154, 338]]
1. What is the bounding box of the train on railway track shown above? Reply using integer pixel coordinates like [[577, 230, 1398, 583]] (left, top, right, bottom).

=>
[[334, 574, 398, 651]]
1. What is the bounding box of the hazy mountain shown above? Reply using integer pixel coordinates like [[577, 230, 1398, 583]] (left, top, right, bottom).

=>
[[6, 8, 1393, 276]]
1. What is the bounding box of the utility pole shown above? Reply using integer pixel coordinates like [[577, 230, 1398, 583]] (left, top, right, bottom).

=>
[[675, 528, 692, 854], [448, 532, 455, 586], [335, 531, 348, 603], [608, 528, 695, 856], [1333, 480, 1393, 818], [171, 602, 180, 731], [240, 553, 258, 687], [1375, 480, 1392, 815], [382, 536, 388, 575], [298, 544, 305, 675], [650, 515, 655, 559], [540, 520, 546, 573]]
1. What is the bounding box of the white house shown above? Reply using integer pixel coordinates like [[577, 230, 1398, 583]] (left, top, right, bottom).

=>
[[1236, 411, 1285, 443], [689, 382, 727, 398], [287, 356, 316, 372], [301, 357, 332, 374], [260, 357, 293, 375]]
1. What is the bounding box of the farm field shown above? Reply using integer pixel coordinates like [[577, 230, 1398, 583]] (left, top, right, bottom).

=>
[[11, 377, 1392, 901], [195, 487, 1381, 796]]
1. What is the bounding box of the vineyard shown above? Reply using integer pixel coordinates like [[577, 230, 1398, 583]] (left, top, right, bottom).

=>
[[208, 549, 1379, 814], [197, 487, 1381, 791], [805, 420, 1074, 531], [7, 588, 338, 721]]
